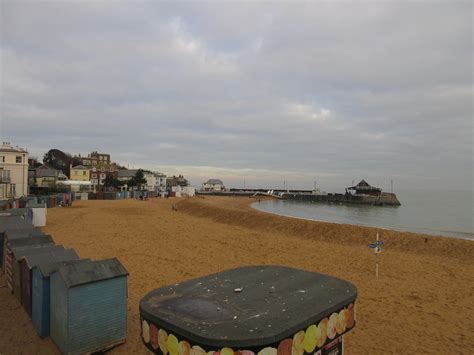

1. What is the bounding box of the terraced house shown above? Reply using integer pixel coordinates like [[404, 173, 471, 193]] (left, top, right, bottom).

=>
[[0, 142, 29, 199]]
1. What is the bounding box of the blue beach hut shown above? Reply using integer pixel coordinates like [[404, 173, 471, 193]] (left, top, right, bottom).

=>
[[22, 248, 79, 318], [32, 258, 90, 338], [50, 258, 129, 354], [3, 232, 53, 271], [0, 216, 36, 268], [9, 245, 64, 299]]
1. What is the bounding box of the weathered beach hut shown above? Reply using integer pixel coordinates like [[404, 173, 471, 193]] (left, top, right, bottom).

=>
[[0, 208, 32, 222], [3, 232, 53, 271], [32, 258, 90, 338], [26, 202, 47, 227], [21, 248, 79, 317], [0, 216, 36, 268], [9, 245, 64, 298], [50, 258, 129, 354]]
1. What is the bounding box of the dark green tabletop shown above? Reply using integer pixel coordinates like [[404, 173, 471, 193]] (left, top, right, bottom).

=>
[[140, 265, 357, 349]]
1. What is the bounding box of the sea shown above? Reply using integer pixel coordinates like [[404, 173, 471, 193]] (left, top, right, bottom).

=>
[[252, 189, 474, 240]]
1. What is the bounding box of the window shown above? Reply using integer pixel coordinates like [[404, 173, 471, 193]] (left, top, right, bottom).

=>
[[0, 156, 4, 163], [92, 167, 96, 172], [101, 167, 105, 172], [16, 156, 22, 163], [92, 173, 97, 178], [83, 171, 86, 176], [100, 173, 105, 179]]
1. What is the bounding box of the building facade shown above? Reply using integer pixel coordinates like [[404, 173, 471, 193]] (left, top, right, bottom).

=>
[[74, 152, 117, 189], [166, 175, 189, 189], [34, 165, 60, 188], [75, 151, 111, 167], [70, 165, 90, 181], [0, 142, 29, 199], [144, 172, 167, 192], [202, 179, 225, 192]]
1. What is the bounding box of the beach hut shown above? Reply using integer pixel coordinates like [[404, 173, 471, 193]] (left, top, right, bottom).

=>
[[0, 216, 35, 268], [3, 232, 52, 271], [25, 196, 38, 205], [8, 245, 64, 298], [32, 258, 90, 338], [0, 208, 32, 221], [26, 202, 47, 227], [21, 248, 79, 317], [50, 258, 129, 354]]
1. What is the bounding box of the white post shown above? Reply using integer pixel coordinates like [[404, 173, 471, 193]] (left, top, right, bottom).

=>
[[375, 253, 379, 278], [375, 232, 379, 278]]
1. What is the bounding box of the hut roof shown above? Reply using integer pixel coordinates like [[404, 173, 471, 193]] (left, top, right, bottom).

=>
[[24, 248, 79, 269], [12, 245, 65, 261], [7, 235, 54, 249], [26, 202, 46, 208], [56, 257, 129, 288], [39, 258, 91, 278], [0, 208, 30, 218], [4, 229, 46, 241], [0, 217, 33, 233]]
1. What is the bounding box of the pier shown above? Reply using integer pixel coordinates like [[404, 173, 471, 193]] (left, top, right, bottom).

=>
[[197, 180, 401, 206]]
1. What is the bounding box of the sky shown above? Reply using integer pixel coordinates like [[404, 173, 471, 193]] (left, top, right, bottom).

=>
[[1, 1, 472, 191]]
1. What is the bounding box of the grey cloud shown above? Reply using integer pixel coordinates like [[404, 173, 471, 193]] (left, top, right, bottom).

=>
[[1, 1, 472, 191]]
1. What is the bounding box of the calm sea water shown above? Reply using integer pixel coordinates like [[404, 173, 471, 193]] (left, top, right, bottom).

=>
[[252, 189, 474, 240]]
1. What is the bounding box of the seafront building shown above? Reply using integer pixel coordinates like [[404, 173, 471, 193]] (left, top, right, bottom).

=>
[[70, 165, 90, 181], [144, 172, 167, 192], [202, 179, 225, 191], [166, 175, 189, 189], [73, 151, 118, 189], [0, 142, 29, 198]]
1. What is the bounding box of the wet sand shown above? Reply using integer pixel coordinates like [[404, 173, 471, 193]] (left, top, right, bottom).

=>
[[0, 196, 473, 354]]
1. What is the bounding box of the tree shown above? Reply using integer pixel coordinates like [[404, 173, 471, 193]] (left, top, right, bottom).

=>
[[127, 169, 147, 189], [43, 149, 74, 177], [103, 173, 121, 188]]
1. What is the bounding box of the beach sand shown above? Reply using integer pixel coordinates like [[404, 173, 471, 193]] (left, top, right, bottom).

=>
[[0, 196, 473, 354]]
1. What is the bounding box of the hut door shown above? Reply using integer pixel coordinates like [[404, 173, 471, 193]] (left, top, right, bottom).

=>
[[21, 262, 33, 316]]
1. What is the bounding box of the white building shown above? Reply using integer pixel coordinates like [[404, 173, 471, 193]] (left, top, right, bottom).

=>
[[144, 172, 167, 192], [0, 142, 29, 199], [182, 186, 195, 197], [202, 179, 225, 192]]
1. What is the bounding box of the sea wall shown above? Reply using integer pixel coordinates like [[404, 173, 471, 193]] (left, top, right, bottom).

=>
[[283, 192, 401, 206]]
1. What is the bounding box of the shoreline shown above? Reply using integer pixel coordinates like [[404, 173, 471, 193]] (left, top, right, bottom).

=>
[[178, 196, 474, 261], [1, 196, 473, 354], [250, 200, 474, 241]]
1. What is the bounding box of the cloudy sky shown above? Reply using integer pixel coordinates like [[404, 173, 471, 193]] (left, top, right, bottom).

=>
[[1, 1, 472, 191]]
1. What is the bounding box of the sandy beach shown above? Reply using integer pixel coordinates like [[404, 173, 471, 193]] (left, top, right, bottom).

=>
[[1, 196, 473, 354]]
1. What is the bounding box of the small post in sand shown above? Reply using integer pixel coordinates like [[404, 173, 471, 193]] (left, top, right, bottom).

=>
[[368, 232, 384, 278]]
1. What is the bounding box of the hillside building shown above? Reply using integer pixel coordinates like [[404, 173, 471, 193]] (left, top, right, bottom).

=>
[[0, 142, 29, 198]]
